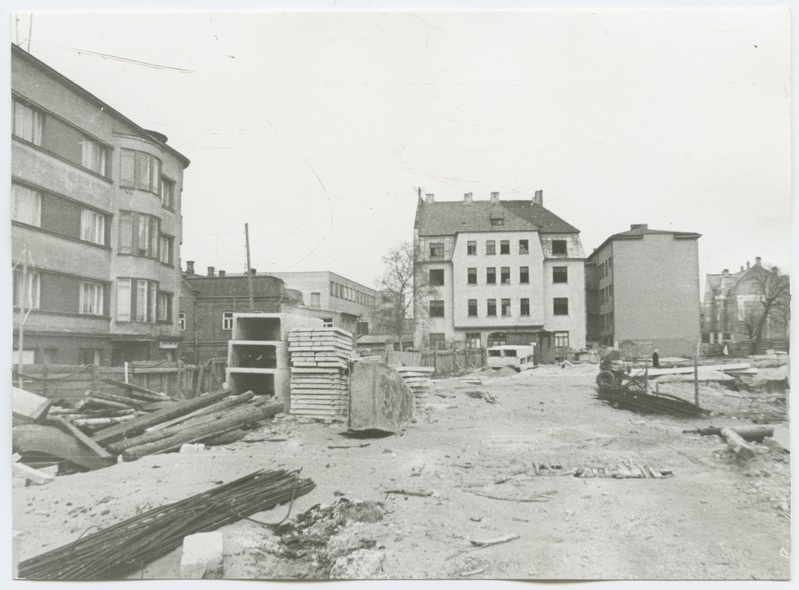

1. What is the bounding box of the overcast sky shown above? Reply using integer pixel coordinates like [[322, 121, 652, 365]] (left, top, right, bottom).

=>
[[5, 6, 792, 289]]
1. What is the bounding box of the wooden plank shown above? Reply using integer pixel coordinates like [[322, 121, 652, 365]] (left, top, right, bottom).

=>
[[12, 387, 52, 423], [51, 417, 114, 459], [13, 462, 55, 485]]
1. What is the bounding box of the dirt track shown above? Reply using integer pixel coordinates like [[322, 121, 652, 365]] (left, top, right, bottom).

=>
[[12, 364, 791, 580]]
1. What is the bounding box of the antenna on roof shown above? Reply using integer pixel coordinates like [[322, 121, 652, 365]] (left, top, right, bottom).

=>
[[27, 14, 33, 53], [413, 187, 423, 200]]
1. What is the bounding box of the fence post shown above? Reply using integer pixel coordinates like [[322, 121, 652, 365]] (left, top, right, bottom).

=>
[[177, 359, 185, 400], [91, 363, 100, 393], [42, 363, 48, 398]]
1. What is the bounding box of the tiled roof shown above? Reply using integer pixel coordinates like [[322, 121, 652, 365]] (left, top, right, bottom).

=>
[[415, 198, 579, 236]]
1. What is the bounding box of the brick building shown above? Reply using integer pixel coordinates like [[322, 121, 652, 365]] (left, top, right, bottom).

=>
[[586, 224, 702, 357], [11, 44, 190, 365], [413, 190, 587, 357]]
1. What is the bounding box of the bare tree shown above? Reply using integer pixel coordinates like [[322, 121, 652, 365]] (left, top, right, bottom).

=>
[[376, 242, 436, 351], [737, 265, 790, 349]]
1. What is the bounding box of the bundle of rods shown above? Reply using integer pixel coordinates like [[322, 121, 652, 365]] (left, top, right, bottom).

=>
[[595, 390, 709, 416], [18, 469, 315, 580]]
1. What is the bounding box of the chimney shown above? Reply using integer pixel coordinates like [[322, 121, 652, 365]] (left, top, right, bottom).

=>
[[772, 266, 779, 273], [207, 266, 215, 277], [755, 257, 762, 266], [740, 266, 744, 272], [722, 269, 729, 276], [463, 192, 473, 204], [630, 224, 648, 231], [186, 260, 195, 275], [490, 191, 500, 203], [425, 193, 435, 203], [533, 189, 543, 206], [746, 261, 750, 269], [250, 268, 257, 276], [218, 270, 226, 277]]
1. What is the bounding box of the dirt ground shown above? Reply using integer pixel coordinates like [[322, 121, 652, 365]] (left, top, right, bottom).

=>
[[12, 363, 792, 581]]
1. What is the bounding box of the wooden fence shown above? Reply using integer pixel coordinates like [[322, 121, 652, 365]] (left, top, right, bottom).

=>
[[12, 358, 228, 401], [385, 348, 486, 376]]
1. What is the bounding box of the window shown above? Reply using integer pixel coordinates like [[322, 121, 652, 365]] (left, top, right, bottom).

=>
[[119, 211, 160, 257], [520, 266, 529, 284], [13, 269, 40, 309], [468, 299, 478, 317], [609, 284, 614, 300], [552, 240, 567, 256], [467, 268, 477, 285], [80, 349, 100, 366], [81, 139, 109, 176], [357, 321, 370, 335], [500, 267, 510, 285], [429, 333, 446, 350], [487, 299, 497, 317], [222, 312, 234, 330], [499, 240, 510, 254], [520, 298, 530, 316], [120, 149, 162, 193], [160, 177, 176, 209], [81, 209, 106, 245], [554, 331, 570, 348], [429, 300, 445, 318], [322, 318, 334, 328], [116, 279, 132, 322], [429, 269, 444, 286], [486, 267, 496, 284], [159, 235, 174, 265], [135, 280, 148, 322], [79, 281, 104, 315], [11, 183, 42, 227], [490, 217, 504, 227], [519, 240, 529, 255], [465, 332, 481, 349], [179, 312, 186, 331], [429, 242, 444, 258], [310, 292, 321, 307], [501, 298, 511, 317], [486, 240, 496, 255], [467, 241, 477, 255], [157, 293, 172, 322], [12, 100, 43, 145], [553, 266, 568, 284], [553, 297, 569, 316]]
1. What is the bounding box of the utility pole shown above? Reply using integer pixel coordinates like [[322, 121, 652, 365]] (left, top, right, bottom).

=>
[[245, 223, 254, 311]]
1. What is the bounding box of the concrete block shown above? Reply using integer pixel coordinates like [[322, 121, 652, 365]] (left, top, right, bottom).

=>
[[180, 443, 206, 454], [180, 531, 224, 579]]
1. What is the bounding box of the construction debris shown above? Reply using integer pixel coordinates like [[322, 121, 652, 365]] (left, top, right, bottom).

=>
[[595, 387, 708, 416], [464, 390, 497, 404], [289, 327, 354, 420], [17, 469, 315, 580], [720, 427, 756, 460], [180, 532, 224, 579], [12, 386, 52, 424], [348, 362, 413, 434], [12, 462, 55, 485], [383, 488, 434, 497], [393, 366, 434, 414], [683, 425, 774, 442], [471, 533, 520, 548]]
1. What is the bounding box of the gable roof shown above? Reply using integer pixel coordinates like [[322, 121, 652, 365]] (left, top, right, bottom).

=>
[[588, 224, 701, 260], [415, 198, 579, 236]]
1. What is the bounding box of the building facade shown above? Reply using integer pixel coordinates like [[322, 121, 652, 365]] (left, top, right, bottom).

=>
[[270, 271, 377, 336], [585, 224, 701, 357], [11, 45, 190, 366], [179, 263, 304, 364], [413, 190, 587, 356], [702, 258, 790, 350]]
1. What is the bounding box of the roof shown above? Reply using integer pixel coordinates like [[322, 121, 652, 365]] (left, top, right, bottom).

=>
[[588, 224, 701, 260], [415, 198, 579, 236], [12, 44, 190, 168], [183, 275, 302, 301]]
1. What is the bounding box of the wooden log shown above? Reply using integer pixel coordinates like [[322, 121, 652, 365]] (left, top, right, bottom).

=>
[[70, 416, 136, 429], [50, 417, 114, 460], [92, 389, 231, 445], [99, 378, 169, 401], [108, 393, 256, 453], [88, 391, 145, 409], [121, 399, 283, 461], [720, 427, 756, 460], [683, 425, 773, 442], [77, 397, 135, 412], [145, 391, 255, 434]]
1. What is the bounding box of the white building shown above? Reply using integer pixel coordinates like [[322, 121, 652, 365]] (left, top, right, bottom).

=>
[[413, 190, 586, 359]]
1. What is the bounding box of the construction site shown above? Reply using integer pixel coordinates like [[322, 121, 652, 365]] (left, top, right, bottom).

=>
[[10, 313, 791, 581]]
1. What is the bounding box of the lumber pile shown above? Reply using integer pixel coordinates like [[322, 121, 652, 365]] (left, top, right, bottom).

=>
[[288, 328, 354, 419], [17, 469, 315, 580], [393, 366, 434, 413]]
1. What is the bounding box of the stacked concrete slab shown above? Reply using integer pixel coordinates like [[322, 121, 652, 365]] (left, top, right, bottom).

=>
[[226, 313, 322, 411], [393, 366, 435, 414], [288, 328, 354, 419]]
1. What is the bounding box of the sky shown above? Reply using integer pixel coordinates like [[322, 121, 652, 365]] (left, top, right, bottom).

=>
[[3, 5, 793, 291]]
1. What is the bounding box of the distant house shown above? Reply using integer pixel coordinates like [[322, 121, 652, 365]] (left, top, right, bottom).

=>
[[413, 190, 586, 357], [702, 257, 790, 351], [586, 224, 702, 357]]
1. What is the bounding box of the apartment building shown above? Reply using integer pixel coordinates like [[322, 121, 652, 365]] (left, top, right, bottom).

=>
[[11, 44, 190, 365], [702, 258, 789, 350], [585, 224, 701, 357], [179, 263, 304, 363], [413, 190, 586, 356]]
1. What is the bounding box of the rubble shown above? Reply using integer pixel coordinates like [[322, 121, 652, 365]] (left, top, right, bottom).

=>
[[180, 532, 224, 579]]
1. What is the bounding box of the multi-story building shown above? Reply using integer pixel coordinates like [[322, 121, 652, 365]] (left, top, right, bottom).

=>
[[413, 190, 587, 357], [11, 44, 190, 365], [179, 262, 303, 363], [585, 223, 701, 357], [270, 271, 377, 336], [701, 258, 790, 350]]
